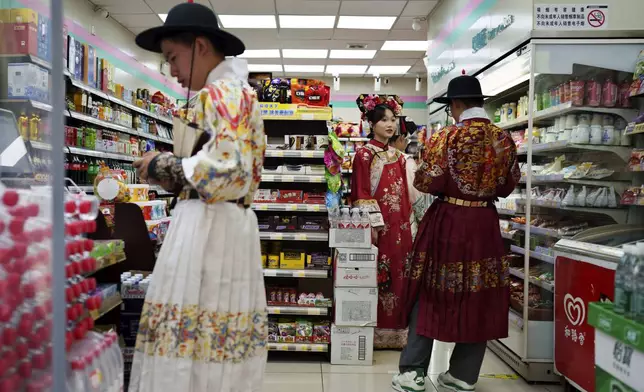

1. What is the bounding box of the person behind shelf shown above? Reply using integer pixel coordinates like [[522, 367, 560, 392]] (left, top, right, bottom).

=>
[[387, 117, 431, 235], [350, 95, 423, 349], [392, 75, 521, 392], [129, 3, 267, 392]]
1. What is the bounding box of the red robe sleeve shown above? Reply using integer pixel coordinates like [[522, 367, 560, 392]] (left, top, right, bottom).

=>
[[413, 128, 449, 196], [350, 148, 385, 228]]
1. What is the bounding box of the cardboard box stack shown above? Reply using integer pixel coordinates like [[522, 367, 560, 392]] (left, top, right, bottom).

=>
[[329, 222, 378, 366]]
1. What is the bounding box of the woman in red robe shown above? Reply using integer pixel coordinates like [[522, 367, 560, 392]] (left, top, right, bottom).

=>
[[350, 97, 422, 349]]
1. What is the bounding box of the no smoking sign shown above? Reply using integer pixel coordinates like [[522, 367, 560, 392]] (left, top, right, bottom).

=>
[[534, 4, 609, 30], [587, 9, 605, 28]]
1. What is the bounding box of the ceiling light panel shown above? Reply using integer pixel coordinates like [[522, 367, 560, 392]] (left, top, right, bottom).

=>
[[337, 16, 396, 30], [284, 65, 325, 73], [279, 15, 336, 29], [218, 15, 277, 29], [381, 41, 428, 51], [158, 14, 167, 22], [282, 49, 329, 59], [239, 49, 281, 58], [325, 65, 368, 75], [368, 65, 411, 75], [329, 49, 376, 59], [248, 64, 283, 72]]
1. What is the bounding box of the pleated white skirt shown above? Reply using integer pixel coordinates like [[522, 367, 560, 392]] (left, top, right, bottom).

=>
[[129, 200, 268, 392]]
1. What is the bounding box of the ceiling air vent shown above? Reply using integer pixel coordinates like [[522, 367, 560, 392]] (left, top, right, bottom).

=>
[[346, 43, 368, 49]]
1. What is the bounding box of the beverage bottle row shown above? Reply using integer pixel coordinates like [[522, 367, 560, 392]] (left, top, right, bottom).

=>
[[614, 242, 644, 323], [328, 207, 371, 229], [67, 331, 124, 392], [65, 155, 138, 186]]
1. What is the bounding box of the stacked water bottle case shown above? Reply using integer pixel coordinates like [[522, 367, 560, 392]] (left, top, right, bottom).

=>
[[328, 206, 378, 366]]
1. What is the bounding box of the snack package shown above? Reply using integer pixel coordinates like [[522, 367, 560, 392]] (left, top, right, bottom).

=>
[[595, 187, 608, 208], [296, 320, 313, 343], [313, 322, 331, 343], [291, 79, 329, 106], [585, 187, 602, 207], [575, 186, 587, 207], [261, 78, 291, 103], [608, 186, 618, 208], [278, 320, 296, 343], [562, 185, 575, 207], [268, 321, 278, 342]]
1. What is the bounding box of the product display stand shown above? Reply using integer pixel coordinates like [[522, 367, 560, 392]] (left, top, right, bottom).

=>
[[259, 104, 335, 355]]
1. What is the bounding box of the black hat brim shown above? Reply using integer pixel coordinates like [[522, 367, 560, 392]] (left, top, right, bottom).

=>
[[135, 25, 245, 56], [432, 94, 490, 105]]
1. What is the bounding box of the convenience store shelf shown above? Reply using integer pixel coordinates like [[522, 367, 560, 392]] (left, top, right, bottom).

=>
[[511, 223, 563, 239], [85, 255, 126, 277], [517, 140, 632, 162], [259, 232, 329, 241], [267, 306, 330, 316], [515, 198, 629, 224], [253, 203, 327, 212], [337, 137, 370, 142], [0, 53, 51, 69], [0, 99, 53, 112], [510, 245, 555, 265], [66, 111, 173, 144], [263, 269, 329, 279], [90, 294, 122, 321], [265, 150, 324, 158], [267, 342, 329, 353], [68, 146, 137, 162], [67, 75, 173, 125], [509, 267, 554, 292], [261, 174, 326, 183]]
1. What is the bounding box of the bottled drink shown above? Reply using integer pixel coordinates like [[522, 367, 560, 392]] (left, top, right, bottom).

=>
[[339, 207, 351, 229], [350, 208, 362, 229], [615, 244, 635, 314], [360, 208, 371, 230], [631, 243, 644, 322]]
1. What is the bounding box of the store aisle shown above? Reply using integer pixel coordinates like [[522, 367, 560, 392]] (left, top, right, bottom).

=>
[[263, 342, 564, 392]]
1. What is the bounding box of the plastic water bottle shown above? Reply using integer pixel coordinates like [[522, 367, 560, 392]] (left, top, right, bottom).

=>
[[615, 244, 635, 314], [360, 208, 371, 229], [350, 208, 362, 229], [328, 206, 340, 229], [67, 357, 89, 391], [631, 243, 644, 322], [339, 208, 351, 229]]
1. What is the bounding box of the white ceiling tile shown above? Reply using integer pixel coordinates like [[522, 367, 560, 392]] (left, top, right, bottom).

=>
[[112, 13, 162, 28], [146, 0, 210, 14], [279, 40, 334, 49], [208, 0, 276, 14], [328, 40, 385, 50], [276, 0, 340, 15], [333, 29, 389, 41], [326, 58, 372, 65], [370, 58, 416, 66], [375, 51, 425, 59], [96, 0, 151, 13], [392, 17, 427, 31], [339, 1, 405, 16], [279, 29, 334, 40], [127, 27, 148, 35], [387, 30, 427, 40], [401, 1, 439, 17], [282, 58, 329, 65]]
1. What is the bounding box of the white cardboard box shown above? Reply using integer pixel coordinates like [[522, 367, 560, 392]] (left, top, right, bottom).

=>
[[335, 245, 378, 269], [335, 267, 377, 288], [330, 324, 374, 366], [334, 287, 378, 327], [329, 228, 371, 249]]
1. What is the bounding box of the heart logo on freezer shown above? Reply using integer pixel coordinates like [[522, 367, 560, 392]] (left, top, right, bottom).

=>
[[564, 294, 585, 326]]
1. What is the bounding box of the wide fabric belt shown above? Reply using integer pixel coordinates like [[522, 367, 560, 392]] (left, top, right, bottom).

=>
[[175, 188, 249, 209], [441, 196, 488, 208]]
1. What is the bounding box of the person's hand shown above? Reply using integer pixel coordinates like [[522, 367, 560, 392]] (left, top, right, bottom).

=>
[[133, 151, 161, 182], [148, 178, 174, 192], [371, 227, 379, 245]]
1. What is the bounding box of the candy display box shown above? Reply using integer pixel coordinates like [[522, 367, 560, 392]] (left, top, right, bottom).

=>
[[334, 287, 378, 327], [330, 324, 374, 365]]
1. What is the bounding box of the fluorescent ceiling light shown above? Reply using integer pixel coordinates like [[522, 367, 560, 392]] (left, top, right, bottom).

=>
[[279, 15, 336, 29], [247, 64, 283, 72], [337, 16, 396, 30], [282, 49, 328, 59], [381, 41, 428, 51], [239, 49, 281, 58], [368, 65, 411, 75], [158, 14, 167, 22], [284, 65, 325, 73], [218, 15, 276, 29], [329, 50, 376, 59], [325, 65, 368, 75]]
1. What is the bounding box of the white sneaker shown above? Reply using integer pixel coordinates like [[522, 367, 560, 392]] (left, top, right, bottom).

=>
[[392, 371, 426, 392], [436, 372, 475, 392]]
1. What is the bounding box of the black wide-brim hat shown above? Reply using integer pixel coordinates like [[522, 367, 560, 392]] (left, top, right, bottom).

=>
[[135, 3, 245, 56], [433, 75, 489, 104]]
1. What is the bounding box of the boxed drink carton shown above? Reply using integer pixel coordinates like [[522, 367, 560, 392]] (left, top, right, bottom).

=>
[[8, 62, 48, 102], [335, 245, 378, 269], [329, 227, 371, 249], [4, 23, 38, 56], [9, 8, 38, 24], [37, 14, 51, 61], [334, 287, 378, 327], [330, 324, 374, 366], [335, 266, 377, 288]]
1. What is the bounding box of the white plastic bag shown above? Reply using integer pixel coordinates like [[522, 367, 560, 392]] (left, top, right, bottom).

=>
[[562, 185, 575, 206], [608, 186, 618, 208], [575, 186, 587, 207]]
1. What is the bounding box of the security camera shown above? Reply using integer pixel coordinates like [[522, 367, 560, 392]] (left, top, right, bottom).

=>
[[384, 78, 390, 85], [412, 17, 426, 31], [95, 7, 110, 18]]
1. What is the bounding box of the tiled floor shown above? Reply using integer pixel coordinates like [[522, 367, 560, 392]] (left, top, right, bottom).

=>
[[264, 342, 565, 392]]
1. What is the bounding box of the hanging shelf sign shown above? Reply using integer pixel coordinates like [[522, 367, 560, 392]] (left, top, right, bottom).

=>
[[472, 15, 515, 54]]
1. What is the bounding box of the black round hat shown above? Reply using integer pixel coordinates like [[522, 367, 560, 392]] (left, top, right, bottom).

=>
[[433, 75, 489, 104], [135, 3, 245, 56]]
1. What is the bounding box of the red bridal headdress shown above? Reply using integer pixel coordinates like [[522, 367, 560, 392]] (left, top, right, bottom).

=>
[[356, 94, 404, 119]]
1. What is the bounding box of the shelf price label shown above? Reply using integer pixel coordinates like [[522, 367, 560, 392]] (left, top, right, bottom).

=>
[[282, 175, 295, 182], [272, 151, 284, 157], [271, 308, 281, 315], [307, 205, 321, 212], [255, 204, 269, 211], [308, 308, 322, 316], [301, 151, 315, 158], [293, 271, 306, 278], [286, 204, 298, 211], [271, 233, 284, 240], [294, 234, 307, 241]]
